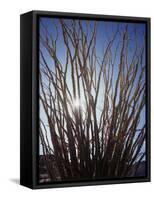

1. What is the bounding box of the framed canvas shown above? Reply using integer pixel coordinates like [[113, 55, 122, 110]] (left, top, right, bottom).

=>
[[20, 10, 151, 189]]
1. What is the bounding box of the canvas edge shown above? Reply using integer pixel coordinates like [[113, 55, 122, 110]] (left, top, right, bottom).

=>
[[20, 11, 33, 188]]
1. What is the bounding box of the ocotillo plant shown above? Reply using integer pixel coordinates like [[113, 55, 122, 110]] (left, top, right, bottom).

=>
[[39, 18, 146, 182]]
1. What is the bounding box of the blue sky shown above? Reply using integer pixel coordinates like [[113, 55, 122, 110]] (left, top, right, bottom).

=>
[[39, 16, 146, 159]]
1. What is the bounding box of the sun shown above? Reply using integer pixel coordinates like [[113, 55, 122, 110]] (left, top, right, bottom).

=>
[[73, 98, 81, 108]]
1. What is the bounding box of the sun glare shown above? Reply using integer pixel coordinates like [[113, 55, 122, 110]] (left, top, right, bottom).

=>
[[73, 98, 81, 108]]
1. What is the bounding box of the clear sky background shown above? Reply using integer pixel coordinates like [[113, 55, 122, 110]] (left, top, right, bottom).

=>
[[39, 16, 146, 158]]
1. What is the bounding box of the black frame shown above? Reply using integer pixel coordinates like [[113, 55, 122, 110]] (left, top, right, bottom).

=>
[[20, 10, 151, 189]]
